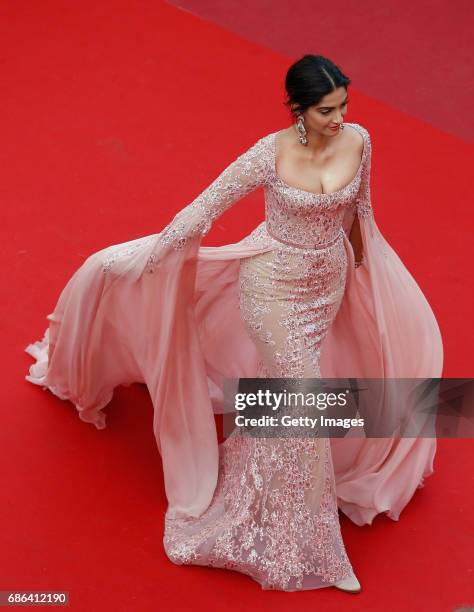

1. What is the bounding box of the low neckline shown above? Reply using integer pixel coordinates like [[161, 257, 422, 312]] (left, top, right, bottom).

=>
[[271, 123, 366, 198]]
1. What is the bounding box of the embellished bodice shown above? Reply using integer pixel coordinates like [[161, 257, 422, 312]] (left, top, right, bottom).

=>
[[264, 127, 367, 248], [149, 122, 373, 259]]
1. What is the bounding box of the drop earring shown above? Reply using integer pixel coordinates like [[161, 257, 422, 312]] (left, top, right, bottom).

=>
[[295, 113, 308, 146]]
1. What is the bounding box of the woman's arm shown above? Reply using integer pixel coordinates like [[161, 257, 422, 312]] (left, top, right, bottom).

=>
[[349, 127, 373, 265], [349, 213, 364, 263], [158, 135, 271, 251]]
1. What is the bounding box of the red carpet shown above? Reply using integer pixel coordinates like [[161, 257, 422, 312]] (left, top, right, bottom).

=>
[[168, 0, 474, 143], [2, 1, 472, 610]]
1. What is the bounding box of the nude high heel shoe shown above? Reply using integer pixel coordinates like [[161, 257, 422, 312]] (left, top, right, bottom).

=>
[[333, 571, 362, 593]]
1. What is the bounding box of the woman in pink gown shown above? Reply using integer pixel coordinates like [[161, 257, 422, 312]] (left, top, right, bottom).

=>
[[24, 55, 443, 593]]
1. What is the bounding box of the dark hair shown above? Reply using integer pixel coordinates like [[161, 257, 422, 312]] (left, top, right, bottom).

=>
[[284, 55, 351, 117]]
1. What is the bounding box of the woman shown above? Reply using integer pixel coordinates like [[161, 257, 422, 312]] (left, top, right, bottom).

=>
[[25, 55, 443, 593]]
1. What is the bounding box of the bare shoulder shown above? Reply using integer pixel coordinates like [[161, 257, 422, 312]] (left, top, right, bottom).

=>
[[349, 122, 371, 147], [271, 126, 297, 159], [346, 123, 365, 153], [273, 126, 293, 143]]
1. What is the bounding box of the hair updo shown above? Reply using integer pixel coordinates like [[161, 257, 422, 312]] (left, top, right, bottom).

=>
[[284, 55, 351, 118]]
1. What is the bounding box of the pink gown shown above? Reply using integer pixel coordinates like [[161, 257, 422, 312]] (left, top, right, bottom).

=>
[[24, 123, 443, 591]]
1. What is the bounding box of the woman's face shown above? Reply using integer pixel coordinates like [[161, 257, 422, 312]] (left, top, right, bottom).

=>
[[297, 87, 349, 137]]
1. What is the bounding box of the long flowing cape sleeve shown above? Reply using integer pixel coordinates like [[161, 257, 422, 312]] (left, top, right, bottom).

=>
[[104, 135, 272, 282], [25, 135, 274, 520], [320, 127, 444, 525]]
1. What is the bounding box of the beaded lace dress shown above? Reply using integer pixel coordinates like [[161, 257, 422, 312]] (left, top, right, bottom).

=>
[[24, 123, 443, 592], [158, 124, 368, 590]]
